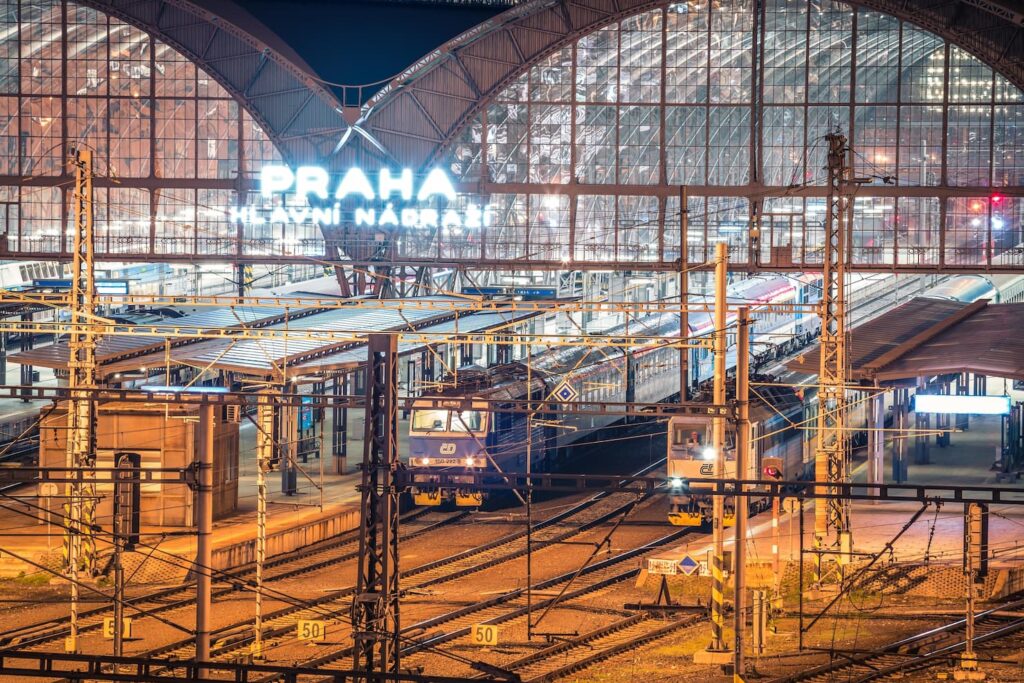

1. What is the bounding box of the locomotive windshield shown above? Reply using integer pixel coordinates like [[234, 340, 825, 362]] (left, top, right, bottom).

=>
[[670, 420, 736, 458], [410, 408, 485, 434], [411, 409, 449, 432]]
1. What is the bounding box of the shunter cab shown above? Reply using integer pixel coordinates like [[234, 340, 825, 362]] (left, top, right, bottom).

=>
[[666, 414, 744, 527], [407, 400, 489, 507]]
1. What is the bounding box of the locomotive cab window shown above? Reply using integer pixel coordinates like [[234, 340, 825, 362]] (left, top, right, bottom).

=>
[[411, 409, 450, 432]]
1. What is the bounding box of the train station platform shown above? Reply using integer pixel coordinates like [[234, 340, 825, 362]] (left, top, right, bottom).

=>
[[0, 398, 415, 582], [646, 379, 1024, 601]]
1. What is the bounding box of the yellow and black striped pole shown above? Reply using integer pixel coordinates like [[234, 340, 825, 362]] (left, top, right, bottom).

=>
[[709, 241, 729, 653]]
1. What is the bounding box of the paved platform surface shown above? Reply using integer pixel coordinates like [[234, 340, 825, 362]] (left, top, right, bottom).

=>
[[652, 377, 1024, 571]]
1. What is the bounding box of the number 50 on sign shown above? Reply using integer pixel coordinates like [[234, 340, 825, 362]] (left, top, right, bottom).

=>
[[297, 620, 326, 642], [471, 624, 498, 646]]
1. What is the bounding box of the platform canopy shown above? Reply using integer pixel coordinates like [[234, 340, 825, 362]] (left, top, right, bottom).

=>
[[787, 298, 1024, 382]]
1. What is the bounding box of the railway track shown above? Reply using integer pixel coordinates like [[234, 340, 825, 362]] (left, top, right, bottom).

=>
[[0, 507, 455, 650], [491, 612, 704, 682], [775, 598, 1024, 682], [122, 459, 667, 670], [267, 526, 697, 683]]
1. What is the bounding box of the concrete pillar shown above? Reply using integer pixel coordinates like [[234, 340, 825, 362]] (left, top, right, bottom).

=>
[[914, 378, 930, 465], [956, 373, 970, 431], [19, 312, 33, 401], [332, 373, 347, 474], [892, 388, 909, 483], [868, 390, 885, 492]]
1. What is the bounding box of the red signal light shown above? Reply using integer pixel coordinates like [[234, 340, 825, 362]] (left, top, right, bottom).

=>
[[991, 193, 1005, 205], [763, 466, 781, 479]]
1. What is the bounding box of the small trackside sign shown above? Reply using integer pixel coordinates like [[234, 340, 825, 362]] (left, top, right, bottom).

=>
[[647, 558, 678, 576]]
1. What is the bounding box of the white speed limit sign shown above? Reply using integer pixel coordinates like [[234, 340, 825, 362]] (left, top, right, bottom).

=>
[[297, 619, 326, 642], [471, 624, 498, 646]]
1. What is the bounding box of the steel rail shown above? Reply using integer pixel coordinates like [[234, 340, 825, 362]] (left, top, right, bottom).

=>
[[124, 464, 666, 666], [0, 509, 451, 650]]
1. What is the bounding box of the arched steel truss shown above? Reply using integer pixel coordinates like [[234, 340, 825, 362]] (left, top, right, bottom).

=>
[[80, 0, 349, 166], [351, 0, 1024, 170]]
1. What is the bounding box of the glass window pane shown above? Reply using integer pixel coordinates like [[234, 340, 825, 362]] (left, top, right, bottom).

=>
[[852, 196, 894, 265], [618, 105, 660, 184], [708, 105, 750, 185], [575, 105, 616, 183], [154, 40, 196, 97], [530, 46, 572, 102], [763, 106, 804, 186], [529, 103, 570, 183], [853, 105, 897, 180], [900, 25, 944, 103], [575, 195, 616, 261], [897, 196, 940, 266], [944, 197, 990, 266], [197, 99, 238, 179], [666, 0, 708, 103], [0, 2, 18, 94], [108, 19, 150, 98], [155, 98, 195, 177], [487, 103, 527, 183], [618, 195, 659, 261], [109, 97, 151, 177], [898, 105, 942, 186], [619, 10, 662, 104], [0, 95, 17, 174], [855, 11, 899, 103], [994, 104, 1024, 187], [528, 193, 569, 262], [947, 104, 991, 186], [764, 0, 807, 104], [576, 24, 617, 103], [20, 0, 61, 95], [67, 5, 108, 97], [666, 106, 707, 185], [21, 96, 61, 175], [709, 0, 752, 103], [949, 46, 992, 103], [808, 0, 852, 103]]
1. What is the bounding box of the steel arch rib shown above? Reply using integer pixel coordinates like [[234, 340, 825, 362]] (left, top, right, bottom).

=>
[[358, 0, 1024, 171], [79, 0, 348, 166]]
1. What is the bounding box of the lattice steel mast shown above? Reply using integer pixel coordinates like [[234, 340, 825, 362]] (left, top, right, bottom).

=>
[[63, 148, 100, 653], [815, 133, 852, 549], [352, 334, 401, 678]]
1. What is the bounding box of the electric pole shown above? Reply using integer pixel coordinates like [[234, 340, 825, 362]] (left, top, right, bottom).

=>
[[64, 148, 100, 654], [815, 133, 853, 566], [352, 334, 401, 679]]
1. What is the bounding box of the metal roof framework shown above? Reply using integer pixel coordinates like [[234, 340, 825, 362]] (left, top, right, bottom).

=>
[[347, 0, 1024, 170]]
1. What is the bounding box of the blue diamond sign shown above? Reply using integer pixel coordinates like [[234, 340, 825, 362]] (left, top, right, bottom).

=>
[[552, 382, 579, 403], [679, 555, 700, 576]]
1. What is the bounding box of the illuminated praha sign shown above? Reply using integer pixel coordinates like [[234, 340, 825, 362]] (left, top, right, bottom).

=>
[[229, 165, 493, 230]]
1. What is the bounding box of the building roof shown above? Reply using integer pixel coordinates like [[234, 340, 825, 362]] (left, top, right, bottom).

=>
[[786, 297, 1024, 383]]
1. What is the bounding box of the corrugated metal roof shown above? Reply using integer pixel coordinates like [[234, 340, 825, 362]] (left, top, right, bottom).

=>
[[874, 303, 1024, 381], [8, 305, 297, 370], [293, 309, 539, 374], [787, 297, 1024, 382], [167, 296, 490, 377], [786, 297, 974, 380]]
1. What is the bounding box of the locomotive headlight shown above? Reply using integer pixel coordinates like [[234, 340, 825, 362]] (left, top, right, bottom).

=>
[[670, 477, 683, 488], [702, 447, 716, 460], [465, 457, 476, 467], [420, 457, 431, 465]]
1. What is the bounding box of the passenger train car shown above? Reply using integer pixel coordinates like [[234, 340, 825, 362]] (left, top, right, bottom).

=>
[[665, 272, 1024, 525]]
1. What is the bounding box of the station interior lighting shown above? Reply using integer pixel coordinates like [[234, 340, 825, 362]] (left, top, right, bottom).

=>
[[912, 394, 1011, 415]]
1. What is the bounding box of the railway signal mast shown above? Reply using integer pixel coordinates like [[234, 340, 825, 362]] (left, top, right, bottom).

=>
[[816, 133, 853, 568], [63, 148, 100, 654]]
